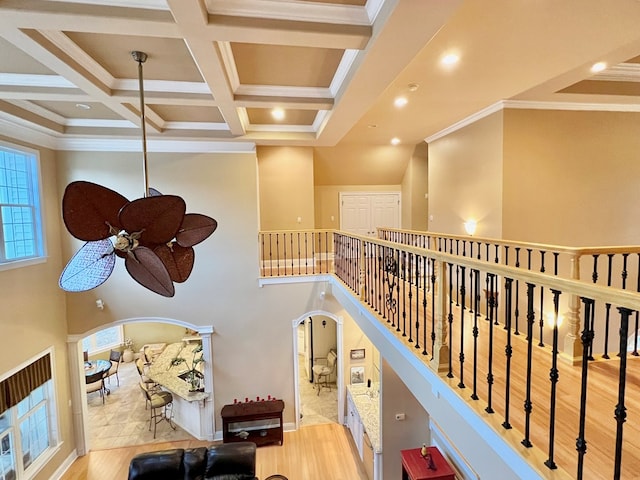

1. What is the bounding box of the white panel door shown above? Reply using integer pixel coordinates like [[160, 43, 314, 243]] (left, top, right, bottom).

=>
[[341, 194, 372, 236], [340, 192, 400, 236], [371, 194, 400, 232]]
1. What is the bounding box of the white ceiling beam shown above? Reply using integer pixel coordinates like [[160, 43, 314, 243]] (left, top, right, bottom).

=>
[[167, 0, 245, 136]]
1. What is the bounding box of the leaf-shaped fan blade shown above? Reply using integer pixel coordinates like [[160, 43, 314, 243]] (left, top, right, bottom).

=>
[[125, 246, 175, 297], [119, 195, 186, 245], [148, 187, 162, 197], [176, 214, 218, 247], [154, 244, 195, 283], [62, 181, 129, 241], [59, 238, 115, 292]]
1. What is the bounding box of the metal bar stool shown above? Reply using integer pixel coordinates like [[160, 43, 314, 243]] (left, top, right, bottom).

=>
[[139, 382, 176, 438]]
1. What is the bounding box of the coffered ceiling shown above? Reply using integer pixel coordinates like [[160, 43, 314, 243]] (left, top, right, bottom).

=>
[[1, 0, 640, 154]]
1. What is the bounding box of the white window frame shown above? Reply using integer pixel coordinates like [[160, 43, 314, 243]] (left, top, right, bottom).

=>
[[82, 325, 124, 355], [0, 350, 60, 480], [0, 141, 46, 271]]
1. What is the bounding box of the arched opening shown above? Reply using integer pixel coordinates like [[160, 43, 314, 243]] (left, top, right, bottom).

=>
[[291, 310, 343, 431], [68, 316, 214, 455]]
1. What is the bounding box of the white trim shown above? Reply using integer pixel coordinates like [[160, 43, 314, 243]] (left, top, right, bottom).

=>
[[0, 73, 76, 88], [425, 99, 640, 143], [113, 79, 212, 95], [503, 99, 640, 113], [163, 121, 229, 131], [64, 119, 134, 128], [46, 0, 168, 10], [593, 62, 640, 83], [330, 49, 359, 97], [219, 42, 241, 92], [49, 449, 79, 480], [206, 0, 370, 26], [248, 123, 316, 133], [56, 137, 256, 153], [291, 310, 344, 431], [425, 101, 504, 143], [234, 84, 332, 99]]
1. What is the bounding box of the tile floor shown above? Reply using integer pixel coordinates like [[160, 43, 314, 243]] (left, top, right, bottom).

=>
[[298, 355, 338, 426], [87, 360, 193, 450], [86, 355, 338, 450]]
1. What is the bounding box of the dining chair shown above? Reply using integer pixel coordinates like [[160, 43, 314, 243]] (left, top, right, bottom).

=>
[[312, 349, 337, 395], [85, 369, 107, 404], [107, 349, 122, 386]]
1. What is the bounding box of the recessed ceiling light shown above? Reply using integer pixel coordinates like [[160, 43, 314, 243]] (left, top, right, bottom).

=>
[[75, 103, 91, 110], [394, 96, 408, 108], [407, 83, 419, 92], [271, 108, 285, 121], [391, 137, 400, 146], [441, 53, 460, 66], [367, 124, 378, 129], [591, 62, 607, 73]]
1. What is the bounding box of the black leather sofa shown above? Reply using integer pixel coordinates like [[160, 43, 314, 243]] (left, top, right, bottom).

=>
[[128, 442, 258, 480]]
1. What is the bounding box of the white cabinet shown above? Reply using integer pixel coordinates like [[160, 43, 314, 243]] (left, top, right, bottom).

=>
[[346, 391, 364, 458]]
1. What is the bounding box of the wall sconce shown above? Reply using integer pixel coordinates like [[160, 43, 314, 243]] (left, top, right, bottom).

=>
[[96, 299, 104, 310], [463, 220, 477, 236], [322, 320, 327, 328]]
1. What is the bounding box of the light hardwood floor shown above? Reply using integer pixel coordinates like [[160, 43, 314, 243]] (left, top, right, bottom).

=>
[[60, 423, 367, 480]]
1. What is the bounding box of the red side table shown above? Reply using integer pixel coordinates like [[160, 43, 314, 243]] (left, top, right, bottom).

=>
[[401, 447, 455, 480]]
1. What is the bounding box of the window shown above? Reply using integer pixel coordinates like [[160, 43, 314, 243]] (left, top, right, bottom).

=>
[[0, 142, 44, 266], [0, 353, 58, 480], [82, 325, 124, 355]]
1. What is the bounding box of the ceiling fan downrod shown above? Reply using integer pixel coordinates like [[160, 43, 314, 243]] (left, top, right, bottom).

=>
[[132, 50, 150, 198]]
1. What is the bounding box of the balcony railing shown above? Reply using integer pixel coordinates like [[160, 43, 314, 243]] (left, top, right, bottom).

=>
[[258, 228, 640, 479]]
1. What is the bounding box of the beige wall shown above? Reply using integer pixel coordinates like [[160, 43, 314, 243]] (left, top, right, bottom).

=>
[[503, 109, 640, 245], [428, 111, 504, 238], [257, 146, 315, 230], [401, 142, 429, 230], [56, 150, 323, 428], [381, 359, 430, 480], [0, 137, 76, 480]]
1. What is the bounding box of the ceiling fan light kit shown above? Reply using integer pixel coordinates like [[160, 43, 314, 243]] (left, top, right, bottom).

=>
[[59, 51, 217, 297]]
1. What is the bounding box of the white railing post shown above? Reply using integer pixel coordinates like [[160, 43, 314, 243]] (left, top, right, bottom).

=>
[[431, 259, 450, 373], [563, 253, 583, 363]]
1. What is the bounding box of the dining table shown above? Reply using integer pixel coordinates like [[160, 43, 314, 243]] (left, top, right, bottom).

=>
[[84, 359, 112, 394]]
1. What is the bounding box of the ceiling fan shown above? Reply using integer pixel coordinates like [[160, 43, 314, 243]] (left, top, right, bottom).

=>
[[59, 51, 217, 297]]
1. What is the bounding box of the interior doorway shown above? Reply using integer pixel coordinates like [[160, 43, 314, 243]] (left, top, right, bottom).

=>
[[292, 312, 343, 430]]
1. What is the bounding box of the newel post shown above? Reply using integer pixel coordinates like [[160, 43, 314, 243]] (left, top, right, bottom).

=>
[[430, 259, 450, 373], [563, 253, 583, 363]]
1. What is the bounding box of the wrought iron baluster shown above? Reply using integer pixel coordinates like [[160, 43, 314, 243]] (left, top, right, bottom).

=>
[[414, 255, 421, 352], [603, 254, 614, 359], [423, 255, 428, 357], [538, 251, 546, 347], [268, 233, 273, 277], [458, 265, 466, 389], [514, 247, 521, 335], [276, 234, 281, 276], [485, 273, 496, 414], [522, 282, 536, 448], [614, 307, 632, 480], [447, 262, 454, 376], [471, 269, 480, 401], [576, 298, 595, 480], [544, 289, 561, 470], [407, 252, 414, 344], [383, 249, 398, 327], [455, 240, 460, 306], [502, 278, 513, 430], [401, 251, 407, 336]]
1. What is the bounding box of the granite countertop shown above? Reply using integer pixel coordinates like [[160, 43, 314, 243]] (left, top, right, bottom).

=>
[[347, 383, 381, 454], [147, 342, 208, 402]]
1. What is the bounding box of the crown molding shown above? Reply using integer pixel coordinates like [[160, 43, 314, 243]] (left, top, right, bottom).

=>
[[425, 99, 640, 143]]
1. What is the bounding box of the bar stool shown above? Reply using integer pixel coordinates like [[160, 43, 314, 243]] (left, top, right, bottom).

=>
[[139, 382, 176, 438]]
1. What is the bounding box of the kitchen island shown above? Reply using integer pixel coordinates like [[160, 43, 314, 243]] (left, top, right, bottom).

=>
[[147, 342, 211, 439]]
